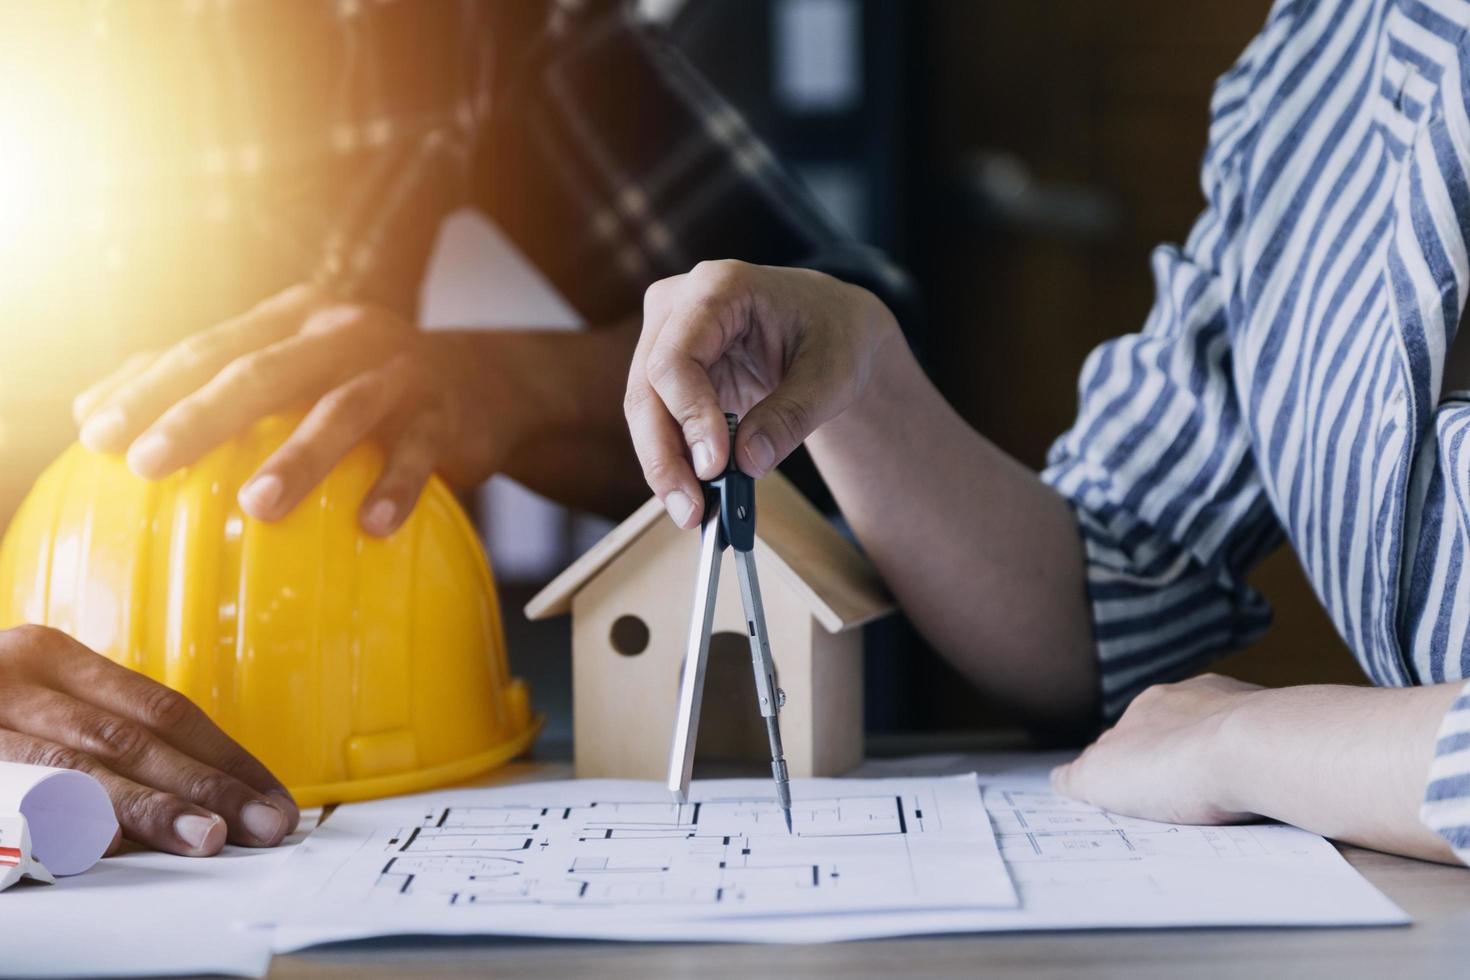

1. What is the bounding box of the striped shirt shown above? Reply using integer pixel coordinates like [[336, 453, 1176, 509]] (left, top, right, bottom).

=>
[[1040, 0, 1470, 863]]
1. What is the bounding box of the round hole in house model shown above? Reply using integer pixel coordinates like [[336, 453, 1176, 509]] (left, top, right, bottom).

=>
[[609, 614, 650, 656]]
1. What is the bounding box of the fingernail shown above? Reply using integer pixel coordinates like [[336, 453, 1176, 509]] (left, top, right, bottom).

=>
[[238, 474, 283, 516], [743, 433, 775, 475], [268, 789, 300, 833], [691, 440, 714, 477], [241, 800, 286, 844], [363, 499, 397, 535], [174, 813, 221, 852], [665, 490, 694, 527], [80, 408, 126, 451], [126, 432, 172, 478]]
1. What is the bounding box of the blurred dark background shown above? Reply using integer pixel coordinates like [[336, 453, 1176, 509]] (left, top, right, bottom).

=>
[[499, 0, 1365, 748], [0, 0, 1366, 749]]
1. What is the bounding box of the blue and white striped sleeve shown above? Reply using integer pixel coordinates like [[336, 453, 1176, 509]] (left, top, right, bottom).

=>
[[1040, 30, 1283, 723], [1423, 684, 1470, 863]]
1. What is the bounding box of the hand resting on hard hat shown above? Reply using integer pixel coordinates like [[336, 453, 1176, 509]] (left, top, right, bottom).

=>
[[0, 625, 299, 856], [71, 282, 512, 537], [625, 260, 899, 529]]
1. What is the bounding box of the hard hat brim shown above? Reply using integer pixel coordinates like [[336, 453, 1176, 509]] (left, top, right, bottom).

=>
[[288, 714, 543, 808]]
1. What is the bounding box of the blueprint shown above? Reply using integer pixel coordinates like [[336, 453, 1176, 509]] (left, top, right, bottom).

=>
[[824, 753, 1412, 935], [369, 791, 963, 910], [261, 775, 1015, 946], [266, 758, 1407, 951]]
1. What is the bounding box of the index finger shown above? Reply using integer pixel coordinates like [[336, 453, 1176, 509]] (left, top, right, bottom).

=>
[[625, 282, 706, 529], [73, 350, 159, 426], [78, 284, 320, 454], [646, 262, 764, 477], [125, 324, 378, 479], [37, 631, 297, 819], [10, 687, 293, 847]]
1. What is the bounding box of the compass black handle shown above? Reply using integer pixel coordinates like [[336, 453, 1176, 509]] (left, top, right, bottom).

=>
[[701, 413, 756, 553]]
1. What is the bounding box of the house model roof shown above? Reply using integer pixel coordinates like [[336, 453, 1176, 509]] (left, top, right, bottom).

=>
[[524, 471, 893, 633]]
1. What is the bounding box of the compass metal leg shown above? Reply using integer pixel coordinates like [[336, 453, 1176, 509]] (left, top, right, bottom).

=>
[[666, 503, 724, 803], [734, 549, 793, 829]]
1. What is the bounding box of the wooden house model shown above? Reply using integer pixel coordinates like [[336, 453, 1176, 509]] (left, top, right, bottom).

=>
[[525, 472, 893, 781]]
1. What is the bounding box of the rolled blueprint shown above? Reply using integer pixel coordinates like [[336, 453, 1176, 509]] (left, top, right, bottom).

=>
[[0, 813, 56, 890], [0, 761, 116, 876]]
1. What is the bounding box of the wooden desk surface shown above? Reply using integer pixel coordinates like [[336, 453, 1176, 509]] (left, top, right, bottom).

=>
[[266, 755, 1470, 980]]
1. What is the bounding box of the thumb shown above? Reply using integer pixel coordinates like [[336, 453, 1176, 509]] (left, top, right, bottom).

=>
[[1049, 764, 1073, 794], [734, 356, 851, 478]]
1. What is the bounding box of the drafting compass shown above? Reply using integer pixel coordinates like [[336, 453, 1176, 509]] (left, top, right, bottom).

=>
[[668, 413, 793, 833]]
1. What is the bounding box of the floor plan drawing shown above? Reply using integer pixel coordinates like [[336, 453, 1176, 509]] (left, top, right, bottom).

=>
[[261, 761, 1408, 952], [362, 784, 999, 911], [270, 775, 1016, 931], [985, 785, 1305, 863], [370, 793, 929, 908]]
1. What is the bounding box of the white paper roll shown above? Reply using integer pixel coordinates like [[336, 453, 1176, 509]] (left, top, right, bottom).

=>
[[0, 762, 116, 876], [0, 812, 55, 891]]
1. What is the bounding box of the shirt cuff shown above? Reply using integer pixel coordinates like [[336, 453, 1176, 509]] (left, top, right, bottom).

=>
[[1035, 451, 1273, 726], [1420, 680, 1470, 865]]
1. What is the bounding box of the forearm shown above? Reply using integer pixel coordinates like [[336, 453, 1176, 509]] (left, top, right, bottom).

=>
[[806, 333, 1098, 734], [435, 320, 648, 518], [1216, 683, 1461, 863], [501, 429, 646, 518]]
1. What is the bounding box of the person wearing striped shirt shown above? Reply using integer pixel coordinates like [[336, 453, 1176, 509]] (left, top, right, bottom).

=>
[[626, 0, 1470, 866]]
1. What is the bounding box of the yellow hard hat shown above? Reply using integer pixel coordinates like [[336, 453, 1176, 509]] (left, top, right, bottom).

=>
[[0, 415, 538, 806]]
